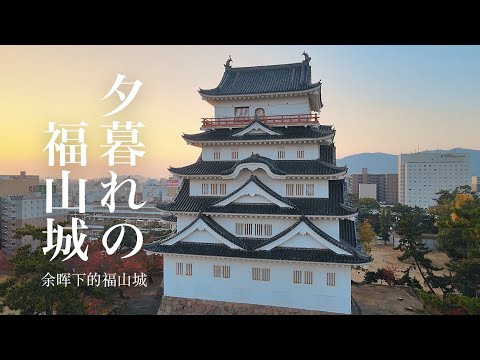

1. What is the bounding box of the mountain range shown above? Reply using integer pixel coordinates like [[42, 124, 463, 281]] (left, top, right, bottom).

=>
[[337, 148, 480, 176]]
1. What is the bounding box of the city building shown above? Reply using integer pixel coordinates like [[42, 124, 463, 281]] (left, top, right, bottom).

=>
[[349, 168, 398, 204], [0, 171, 39, 196], [398, 152, 471, 208], [359, 183, 377, 200], [472, 176, 480, 193], [146, 55, 371, 314], [0, 194, 67, 251], [69, 202, 173, 240]]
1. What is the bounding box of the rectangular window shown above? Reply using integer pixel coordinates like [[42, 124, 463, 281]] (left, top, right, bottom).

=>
[[223, 265, 231, 278], [286, 184, 294, 196], [202, 183, 209, 195], [264, 224, 272, 236], [231, 148, 239, 160], [295, 184, 304, 196], [186, 263, 192, 276], [305, 271, 313, 285], [297, 147, 304, 159], [255, 223, 263, 236], [293, 270, 302, 284], [176, 262, 183, 275], [252, 267, 270, 281], [245, 223, 253, 236], [327, 272, 336, 286], [213, 265, 221, 278], [213, 149, 221, 160], [306, 184, 314, 197], [234, 107, 249, 117], [235, 223, 244, 236], [277, 147, 285, 159], [220, 183, 227, 195], [252, 267, 261, 281], [262, 268, 270, 281], [210, 183, 218, 195]]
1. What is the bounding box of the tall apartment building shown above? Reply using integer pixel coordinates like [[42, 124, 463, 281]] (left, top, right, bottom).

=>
[[0, 171, 39, 196], [0, 194, 68, 251], [472, 176, 480, 193], [349, 168, 398, 204], [398, 152, 471, 208]]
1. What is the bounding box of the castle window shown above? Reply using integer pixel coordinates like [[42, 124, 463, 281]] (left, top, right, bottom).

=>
[[210, 183, 218, 195], [213, 148, 221, 160], [223, 265, 231, 278], [293, 270, 302, 284], [220, 183, 227, 195], [277, 147, 285, 159], [234, 107, 249, 117], [176, 262, 183, 275], [231, 148, 239, 160], [305, 271, 313, 285], [297, 147, 305, 159], [286, 184, 294, 196], [295, 184, 304, 196], [265, 224, 272, 236], [327, 272, 336, 286], [186, 263, 192, 276]]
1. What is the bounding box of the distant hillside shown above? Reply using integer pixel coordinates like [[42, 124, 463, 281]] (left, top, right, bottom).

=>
[[337, 148, 480, 176]]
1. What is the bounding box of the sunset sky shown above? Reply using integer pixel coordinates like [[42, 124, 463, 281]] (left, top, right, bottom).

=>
[[1, 45, 479, 179]]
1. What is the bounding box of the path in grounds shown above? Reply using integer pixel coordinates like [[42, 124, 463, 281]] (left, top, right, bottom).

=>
[[117, 276, 163, 315], [352, 283, 424, 315]]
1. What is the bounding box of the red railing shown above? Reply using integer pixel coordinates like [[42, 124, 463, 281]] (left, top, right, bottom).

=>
[[201, 113, 319, 129]]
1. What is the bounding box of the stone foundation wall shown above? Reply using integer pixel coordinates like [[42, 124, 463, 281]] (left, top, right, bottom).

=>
[[157, 296, 339, 315]]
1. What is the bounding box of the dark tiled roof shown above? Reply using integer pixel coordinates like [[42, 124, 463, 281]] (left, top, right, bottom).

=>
[[161, 214, 177, 222], [145, 242, 370, 264], [144, 214, 371, 264], [183, 125, 334, 143], [158, 179, 356, 217], [211, 175, 295, 207], [199, 62, 320, 97], [170, 154, 345, 177]]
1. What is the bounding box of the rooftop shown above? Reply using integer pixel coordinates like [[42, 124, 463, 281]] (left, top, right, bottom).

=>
[[170, 154, 345, 177], [158, 178, 356, 217], [199, 56, 321, 98]]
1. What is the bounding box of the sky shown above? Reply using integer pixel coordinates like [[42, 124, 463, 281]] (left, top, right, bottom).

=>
[[0, 45, 479, 179]]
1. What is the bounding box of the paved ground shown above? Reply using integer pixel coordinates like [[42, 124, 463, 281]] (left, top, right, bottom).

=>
[[117, 275, 163, 315], [352, 283, 424, 315]]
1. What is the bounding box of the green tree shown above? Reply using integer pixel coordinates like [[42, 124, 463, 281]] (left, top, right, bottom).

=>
[[394, 207, 443, 294], [379, 208, 392, 244], [0, 246, 96, 314], [358, 220, 375, 255], [432, 189, 480, 296]]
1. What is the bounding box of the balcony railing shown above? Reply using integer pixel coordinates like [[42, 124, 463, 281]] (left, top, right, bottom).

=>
[[201, 113, 319, 129]]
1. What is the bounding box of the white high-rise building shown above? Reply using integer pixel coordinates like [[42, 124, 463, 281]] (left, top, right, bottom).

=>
[[398, 152, 471, 208], [472, 176, 480, 193]]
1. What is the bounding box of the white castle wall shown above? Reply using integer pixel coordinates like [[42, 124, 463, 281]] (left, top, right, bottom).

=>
[[164, 254, 352, 314], [201, 143, 320, 161], [213, 97, 311, 118], [189, 169, 329, 198]]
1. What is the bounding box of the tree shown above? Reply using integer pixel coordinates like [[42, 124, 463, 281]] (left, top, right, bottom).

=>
[[379, 208, 392, 244], [0, 250, 12, 272], [100, 220, 139, 250], [394, 207, 443, 294], [358, 220, 375, 255], [432, 189, 480, 296], [0, 246, 103, 314]]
